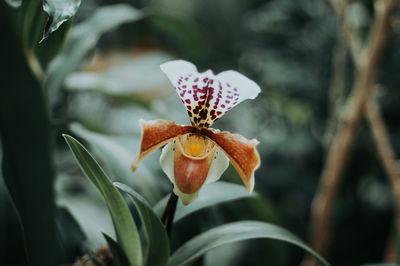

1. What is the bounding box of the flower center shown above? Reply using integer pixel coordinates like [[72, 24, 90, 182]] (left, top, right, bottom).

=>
[[183, 134, 207, 157]]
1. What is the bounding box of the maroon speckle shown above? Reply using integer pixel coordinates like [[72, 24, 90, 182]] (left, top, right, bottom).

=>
[[211, 115, 216, 120], [209, 80, 214, 84], [221, 104, 226, 108], [210, 110, 215, 115], [216, 111, 222, 116], [185, 77, 189, 81], [194, 78, 199, 82], [183, 85, 187, 88], [203, 78, 208, 83], [187, 105, 192, 110], [225, 100, 230, 104], [188, 112, 192, 117], [185, 99, 191, 104], [204, 123, 210, 128], [188, 90, 192, 94]]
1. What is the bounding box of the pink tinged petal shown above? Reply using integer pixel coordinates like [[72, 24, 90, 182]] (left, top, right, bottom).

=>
[[160, 60, 261, 128], [202, 128, 260, 192], [131, 119, 195, 172]]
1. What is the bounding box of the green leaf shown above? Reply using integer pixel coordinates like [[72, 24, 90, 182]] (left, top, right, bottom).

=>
[[70, 122, 163, 203], [103, 233, 130, 266], [168, 221, 330, 266], [154, 181, 256, 222], [63, 134, 143, 266], [0, 6, 64, 265], [114, 182, 169, 266], [55, 207, 86, 262], [41, 0, 81, 42], [148, 13, 206, 64], [5, 0, 22, 8], [64, 51, 173, 102], [46, 4, 144, 106]]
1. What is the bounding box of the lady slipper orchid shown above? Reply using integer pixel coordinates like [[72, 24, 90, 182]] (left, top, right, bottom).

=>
[[131, 60, 261, 205]]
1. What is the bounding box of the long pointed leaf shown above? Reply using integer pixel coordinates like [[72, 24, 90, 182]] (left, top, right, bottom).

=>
[[114, 182, 169, 266], [168, 221, 330, 266], [63, 134, 142, 266]]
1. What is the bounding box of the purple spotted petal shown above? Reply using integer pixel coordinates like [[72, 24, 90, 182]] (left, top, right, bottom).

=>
[[160, 60, 261, 128]]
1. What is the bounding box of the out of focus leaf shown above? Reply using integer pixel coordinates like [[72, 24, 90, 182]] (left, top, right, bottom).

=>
[[63, 134, 143, 266], [47, 4, 144, 105], [65, 51, 173, 101], [70, 122, 162, 203], [148, 13, 206, 63], [154, 182, 256, 222], [4, 0, 22, 8], [103, 233, 130, 266], [114, 182, 169, 266], [55, 207, 85, 263], [0, 5, 64, 265], [168, 221, 330, 266], [41, 0, 81, 42]]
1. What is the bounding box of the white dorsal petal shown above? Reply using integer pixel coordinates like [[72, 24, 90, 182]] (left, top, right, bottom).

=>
[[160, 60, 261, 128]]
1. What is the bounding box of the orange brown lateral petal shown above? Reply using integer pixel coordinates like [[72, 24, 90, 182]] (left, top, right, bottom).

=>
[[202, 128, 260, 192], [131, 119, 195, 171]]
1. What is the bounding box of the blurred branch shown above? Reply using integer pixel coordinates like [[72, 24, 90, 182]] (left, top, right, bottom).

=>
[[323, 33, 347, 148], [366, 96, 400, 240], [304, 0, 399, 264], [329, 0, 363, 62]]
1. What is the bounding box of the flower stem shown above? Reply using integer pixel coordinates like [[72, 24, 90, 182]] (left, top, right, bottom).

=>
[[161, 192, 178, 236]]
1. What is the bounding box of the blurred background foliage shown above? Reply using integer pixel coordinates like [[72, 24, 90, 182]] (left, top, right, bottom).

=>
[[1, 0, 400, 265]]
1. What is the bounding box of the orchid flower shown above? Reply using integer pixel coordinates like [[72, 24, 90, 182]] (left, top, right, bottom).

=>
[[131, 60, 261, 205]]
